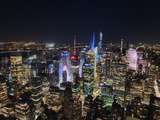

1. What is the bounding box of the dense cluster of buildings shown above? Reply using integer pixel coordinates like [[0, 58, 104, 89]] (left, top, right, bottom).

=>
[[0, 34, 160, 120]]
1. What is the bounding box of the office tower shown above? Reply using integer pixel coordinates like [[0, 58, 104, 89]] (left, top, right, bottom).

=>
[[42, 77, 49, 104], [63, 83, 74, 120], [79, 50, 85, 78], [83, 63, 94, 95], [15, 101, 31, 120], [70, 45, 79, 84], [0, 75, 8, 107], [10, 55, 28, 98], [31, 76, 42, 116], [105, 52, 112, 78], [42, 77, 49, 95], [31, 60, 43, 119], [48, 60, 59, 87], [137, 47, 146, 73], [0, 104, 14, 118], [7, 59, 14, 97], [59, 50, 73, 88]]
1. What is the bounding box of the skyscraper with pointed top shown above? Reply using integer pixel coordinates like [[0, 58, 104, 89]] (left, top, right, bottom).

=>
[[98, 32, 103, 49], [73, 33, 76, 52], [120, 38, 123, 54]]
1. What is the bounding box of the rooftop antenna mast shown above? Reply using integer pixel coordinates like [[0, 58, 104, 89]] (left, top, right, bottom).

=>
[[120, 38, 124, 54], [73, 33, 78, 55], [99, 32, 103, 48], [74, 34, 76, 51]]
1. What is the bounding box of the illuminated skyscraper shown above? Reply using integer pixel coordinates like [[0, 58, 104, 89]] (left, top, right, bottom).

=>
[[42, 76, 49, 104], [15, 101, 31, 120], [105, 52, 112, 78], [70, 36, 79, 83], [47, 60, 59, 87], [30, 60, 43, 119], [137, 46, 146, 73], [83, 63, 94, 95], [79, 50, 86, 78], [0, 75, 8, 107], [88, 33, 99, 81], [127, 47, 138, 71], [7, 59, 14, 97], [59, 51, 73, 88], [10, 55, 26, 98], [31, 76, 42, 119]]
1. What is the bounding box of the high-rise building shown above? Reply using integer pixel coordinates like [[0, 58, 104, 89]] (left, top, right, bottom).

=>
[[31, 76, 42, 117], [79, 50, 86, 78], [9, 55, 28, 98], [0, 104, 14, 118], [15, 101, 31, 120], [30, 59, 43, 109], [0, 75, 8, 107], [63, 83, 74, 120], [59, 50, 73, 88], [30, 61, 43, 119], [42, 76, 49, 104], [83, 63, 94, 96], [48, 60, 59, 87], [7, 59, 14, 97], [105, 51, 113, 78]]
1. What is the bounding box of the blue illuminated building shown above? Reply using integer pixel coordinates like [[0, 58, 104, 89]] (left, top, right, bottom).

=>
[[59, 50, 73, 88]]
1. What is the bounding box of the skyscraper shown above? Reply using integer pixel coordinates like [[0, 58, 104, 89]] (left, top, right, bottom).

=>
[[59, 51, 73, 88], [0, 75, 8, 107], [63, 83, 74, 120]]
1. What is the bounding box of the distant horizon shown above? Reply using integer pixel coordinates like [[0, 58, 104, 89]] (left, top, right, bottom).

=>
[[0, 36, 159, 45], [0, 32, 160, 44]]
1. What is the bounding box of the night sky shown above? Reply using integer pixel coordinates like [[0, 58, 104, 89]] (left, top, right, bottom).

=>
[[0, 0, 160, 43]]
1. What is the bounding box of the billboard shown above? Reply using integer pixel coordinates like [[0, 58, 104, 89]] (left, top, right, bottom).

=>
[[127, 48, 138, 71]]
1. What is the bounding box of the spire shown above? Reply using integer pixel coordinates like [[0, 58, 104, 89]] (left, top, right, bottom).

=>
[[100, 32, 103, 41], [120, 38, 123, 54], [74, 33, 76, 52], [98, 32, 103, 49]]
